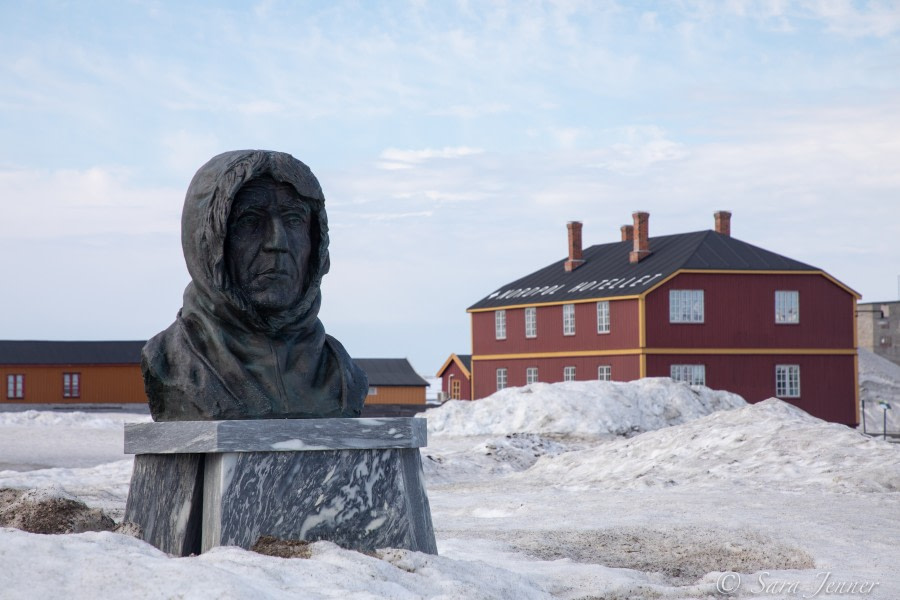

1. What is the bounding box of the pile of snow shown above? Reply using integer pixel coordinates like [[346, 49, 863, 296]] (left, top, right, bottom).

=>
[[426, 378, 746, 437], [0, 531, 550, 600], [858, 348, 900, 433], [0, 410, 149, 429], [527, 398, 900, 493]]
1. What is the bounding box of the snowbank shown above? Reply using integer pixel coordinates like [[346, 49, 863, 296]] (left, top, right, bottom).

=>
[[858, 348, 900, 433], [527, 398, 900, 493], [426, 378, 746, 437], [0, 410, 150, 429], [0, 530, 551, 600]]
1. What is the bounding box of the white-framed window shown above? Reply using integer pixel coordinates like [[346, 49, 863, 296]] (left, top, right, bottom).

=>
[[669, 290, 704, 323], [563, 366, 576, 381], [526, 367, 539, 384], [775, 291, 799, 324], [670, 364, 706, 386], [775, 365, 801, 398], [63, 372, 80, 398], [597, 365, 611, 381], [597, 301, 610, 334], [6, 374, 24, 399], [563, 303, 576, 336], [525, 307, 537, 338], [367, 386, 378, 396], [495, 310, 507, 340], [496, 368, 508, 391]]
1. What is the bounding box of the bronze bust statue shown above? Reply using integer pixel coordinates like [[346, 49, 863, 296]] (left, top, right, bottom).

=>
[[142, 150, 368, 421]]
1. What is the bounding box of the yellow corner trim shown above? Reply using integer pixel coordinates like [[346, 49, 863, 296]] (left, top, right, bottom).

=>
[[435, 353, 471, 379], [640, 269, 860, 299], [473, 349, 642, 361], [468, 295, 641, 313], [473, 347, 856, 361], [645, 347, 856, 356]]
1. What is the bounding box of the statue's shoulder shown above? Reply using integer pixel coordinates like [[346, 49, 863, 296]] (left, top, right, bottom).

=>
[[323, 335, 368, 417], [141, 318, 222, 421]]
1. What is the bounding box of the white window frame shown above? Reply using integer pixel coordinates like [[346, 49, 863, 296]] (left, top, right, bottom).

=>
[[670, 364, 706, 386], [496, 368, 508, 391], [495, 310, 507, 340], [775, 290, 799, 324], [526, 367, 539, 385], [367, 386, 378, 396], [775, 364, 801, 398], [563, 366, 576, 381], [7, 374, 24, 399], [63, 372, 80, 398], [597, 301, 610, 334], [563, 303, 576, 336], [597, 365, 611, 381], [669, 290, 705, 323], [525, 307, 537, 338]]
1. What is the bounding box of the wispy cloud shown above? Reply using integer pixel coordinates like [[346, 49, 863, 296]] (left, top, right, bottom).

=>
[[376, 146, 485, 170]]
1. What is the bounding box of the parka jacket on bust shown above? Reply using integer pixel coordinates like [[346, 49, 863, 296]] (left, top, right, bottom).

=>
[[142, 150, 367, 421]]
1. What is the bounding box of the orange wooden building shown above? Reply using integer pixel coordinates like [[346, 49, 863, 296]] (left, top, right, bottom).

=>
[[0, 340, 146, 404], [356, 358, 429, 406], [0, 341, 429, 409]]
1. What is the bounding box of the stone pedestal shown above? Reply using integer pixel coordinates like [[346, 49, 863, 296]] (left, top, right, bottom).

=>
[[124, 418, 436, 556]]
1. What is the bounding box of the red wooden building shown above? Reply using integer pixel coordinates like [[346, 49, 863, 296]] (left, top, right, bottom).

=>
[[462, 212, 860, 425], [435, 353, 471, 400]]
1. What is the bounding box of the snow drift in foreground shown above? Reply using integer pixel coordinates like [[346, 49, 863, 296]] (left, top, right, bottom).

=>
[[858, 348, 900, 432], [528, 398, 900, 493], [426, 378, 746, 437]]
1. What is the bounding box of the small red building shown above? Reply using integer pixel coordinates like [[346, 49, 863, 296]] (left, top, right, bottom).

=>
[[466, 212, 860, 425], [436, 353, 472, 400]]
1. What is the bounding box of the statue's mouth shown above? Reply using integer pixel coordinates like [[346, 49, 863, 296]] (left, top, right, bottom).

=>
[[257, 268, 291, 279]]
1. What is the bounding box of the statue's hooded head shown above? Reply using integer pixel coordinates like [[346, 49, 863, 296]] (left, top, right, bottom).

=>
[[180, 150, 330, 334]]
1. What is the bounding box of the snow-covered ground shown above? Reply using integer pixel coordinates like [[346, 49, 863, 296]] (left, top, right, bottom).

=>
[[1, 378, 897, 599], [858, 348, 900, 434]]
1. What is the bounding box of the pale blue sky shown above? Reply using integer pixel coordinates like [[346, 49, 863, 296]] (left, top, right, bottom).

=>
[[2, 1, 899, 375]]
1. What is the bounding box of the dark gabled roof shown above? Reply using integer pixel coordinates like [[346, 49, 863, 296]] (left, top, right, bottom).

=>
[[469, 230, 821, 310], [354, 358, 428, 387], [0, 340, 145, 365], [436, 353, 472, 378]]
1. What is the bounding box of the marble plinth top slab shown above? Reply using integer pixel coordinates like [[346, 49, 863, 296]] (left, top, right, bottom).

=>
[[125, 417, 427, 454]]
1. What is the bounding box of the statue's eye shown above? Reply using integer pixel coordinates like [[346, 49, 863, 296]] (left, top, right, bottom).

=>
[[284, 212, 308, 228], [236, 213, 261, 229]]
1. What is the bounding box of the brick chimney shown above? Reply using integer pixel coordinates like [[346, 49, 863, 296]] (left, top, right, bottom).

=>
[[714, 210, 732, 236], [629, 211, 651, 263], [620, 224, 634, 242], [565, 221, 585, 272]]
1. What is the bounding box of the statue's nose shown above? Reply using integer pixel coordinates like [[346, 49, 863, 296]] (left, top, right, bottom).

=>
[[263, 216, 290, 252]]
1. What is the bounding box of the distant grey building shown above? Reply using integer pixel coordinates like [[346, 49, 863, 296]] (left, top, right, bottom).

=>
[[857, 301, 900, 366]]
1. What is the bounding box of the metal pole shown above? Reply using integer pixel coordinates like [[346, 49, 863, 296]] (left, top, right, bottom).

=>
[[884, 408, 888, 441], [862, 398, 867, 434]]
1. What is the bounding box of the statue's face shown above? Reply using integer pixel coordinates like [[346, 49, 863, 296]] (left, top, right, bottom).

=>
[[225, 177, 312, 316]]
